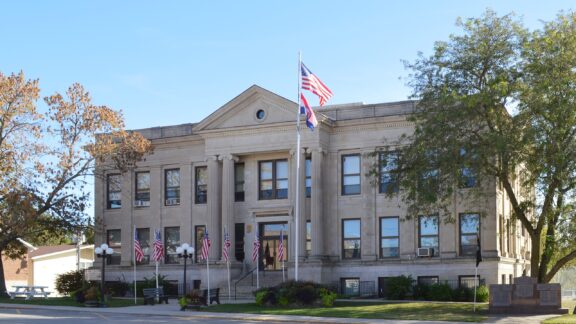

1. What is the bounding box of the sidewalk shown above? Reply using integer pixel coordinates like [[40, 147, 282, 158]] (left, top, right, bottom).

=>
[[0, 302, 560, 324]]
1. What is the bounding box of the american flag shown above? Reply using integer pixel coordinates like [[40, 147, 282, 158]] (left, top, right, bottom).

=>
[[152, 229, 164, 262], [277, 229, 284, 261], [200, 228, 211, 260], [300, 94, 318, 129], [301, 63, 333, 106], [134, 229, 144, 263], [222, 230, 231, 262], [252, 230, 260, 263]]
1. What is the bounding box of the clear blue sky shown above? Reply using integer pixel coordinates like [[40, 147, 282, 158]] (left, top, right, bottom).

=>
[[1, 1, 574, 130]]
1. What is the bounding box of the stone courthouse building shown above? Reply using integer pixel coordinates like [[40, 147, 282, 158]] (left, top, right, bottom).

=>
[[94, 85, 531, 295]]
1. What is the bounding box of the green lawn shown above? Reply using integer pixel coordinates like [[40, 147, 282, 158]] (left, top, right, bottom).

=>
[[208, 301, 488, 322], [542, 300, 576, 324], [0, 297, 141, 307]]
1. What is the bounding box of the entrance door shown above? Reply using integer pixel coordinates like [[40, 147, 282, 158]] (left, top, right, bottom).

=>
[[259, 222, 288, 271]]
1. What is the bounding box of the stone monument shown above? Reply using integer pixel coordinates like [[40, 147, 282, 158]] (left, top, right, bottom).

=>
[[489, 276, 568, 314]]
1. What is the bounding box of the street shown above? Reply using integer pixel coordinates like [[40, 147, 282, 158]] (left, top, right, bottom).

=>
[[0, 308, 285, 324]]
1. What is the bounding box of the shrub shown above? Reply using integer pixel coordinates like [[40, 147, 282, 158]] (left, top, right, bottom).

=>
[[475, 285, 489, 302], [453, 286, 473, 302], [428, 283, 453, 301], [319, 288, 337, 307], [255, 280, 334, 307], [107, 281, 130, 297], [412, 283, 430, 300], [386, 275, 414, 300], [55, 270, 85, 296]]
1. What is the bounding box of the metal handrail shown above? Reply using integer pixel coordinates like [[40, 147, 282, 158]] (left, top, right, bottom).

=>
[[234, 267, 257, 300]]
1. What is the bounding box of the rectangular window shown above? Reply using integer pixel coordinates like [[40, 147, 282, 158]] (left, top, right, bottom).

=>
[[342, 154, 361, 195], [509, 274, 513, 284], [195, 225, 206, 263], [499, 214, 505, 256], [259, 160, 288, 200], [459, 275, 480, 289], [342, 219, 361, 259], [460, 213, 480, 256], [235, 163, 245, 202], [417, 276, 439, 286], [306, 220, 312, 257], [107, 229, 121, 265], [195, 166, 207, 204], [380, 217, 399, 258], [234, 223, 245, 262], [379, 152, 399, 193], [136, 228, 150, 265], [107, 174, 122, 209], [340, 278, 360, 296], [305, 157, 311, 198], [501, 274, 506, 284], [165, 169, 180, 206], [459, 148, 477, 188], [419, 215, 439, 256], [135, 172, 150, 207], [164, 227, 180, 264]]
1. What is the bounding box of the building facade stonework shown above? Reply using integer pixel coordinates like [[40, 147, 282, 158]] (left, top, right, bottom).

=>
[[94, 85, 530, 295]]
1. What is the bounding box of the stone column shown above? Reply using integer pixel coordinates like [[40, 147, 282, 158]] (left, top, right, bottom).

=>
[[289, 148, 307, 262], [207, 155, 222, 260], [310, 148, 325, 258], [220, 154, 238, 262]]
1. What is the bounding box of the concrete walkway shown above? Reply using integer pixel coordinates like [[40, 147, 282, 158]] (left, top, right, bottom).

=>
[[0, 302, 561, 324]]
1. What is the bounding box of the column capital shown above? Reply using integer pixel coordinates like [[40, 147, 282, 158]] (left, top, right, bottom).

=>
[[289, 148, 307, 156], [205, 155, 219, 162], [306, 147, 325, 155], [218, 154, 239, 162]]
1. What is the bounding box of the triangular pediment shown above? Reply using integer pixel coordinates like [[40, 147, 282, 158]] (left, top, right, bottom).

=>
[[194, 85, 298, 132]]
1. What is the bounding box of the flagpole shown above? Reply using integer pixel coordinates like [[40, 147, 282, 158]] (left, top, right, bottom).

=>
[[225, 226, 231, 301], [133, 226, 137, 305], [294, 51, 302, 281]]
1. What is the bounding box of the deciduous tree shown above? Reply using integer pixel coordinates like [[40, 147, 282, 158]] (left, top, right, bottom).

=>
[[0, 72, 152, 296]]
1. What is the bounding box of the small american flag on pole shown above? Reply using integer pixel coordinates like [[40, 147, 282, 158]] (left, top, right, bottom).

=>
[[201, 228, 211, 260], [223, 230, 231, 262], [252, 230, 260, 263], [134, 229, 144, 263], [277, 229, 284, 261], [301, 63, 333, 106], [152, 229, 164, 262]]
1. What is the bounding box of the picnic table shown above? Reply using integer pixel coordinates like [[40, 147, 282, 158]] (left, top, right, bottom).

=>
[[9, 286, 51, 300]]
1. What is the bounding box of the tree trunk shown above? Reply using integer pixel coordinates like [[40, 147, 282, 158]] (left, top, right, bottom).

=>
[[530, 231, 542, 282], [0, 251, 9, 298]]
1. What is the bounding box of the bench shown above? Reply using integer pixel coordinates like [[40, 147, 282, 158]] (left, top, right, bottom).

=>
[[201, 288, 220, 305], [143, 287, 169, 305], [9, 286, 51, 300]]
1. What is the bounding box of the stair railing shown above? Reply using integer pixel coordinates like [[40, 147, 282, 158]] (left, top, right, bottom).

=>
[[234, 267, 257, 300]]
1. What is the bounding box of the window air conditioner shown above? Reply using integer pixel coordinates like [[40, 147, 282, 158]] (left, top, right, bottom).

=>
[[417, 247, 434, 257], [165, 198, 180, 206], [134, 200, 149, 207]]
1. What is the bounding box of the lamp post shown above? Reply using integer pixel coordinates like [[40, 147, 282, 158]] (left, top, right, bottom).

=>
[[176, 243, 194, 296], [94, 243, 114, 306]]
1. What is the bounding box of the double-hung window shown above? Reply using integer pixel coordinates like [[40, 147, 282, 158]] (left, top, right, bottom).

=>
[[342, 219, 361, 259], [305, 158, 311, 198], [135, 172, 150, 207], [342, 154, 361, 195], [380, 217, 399, 258], [259, 160, 288, 200], [379, 152, 399, 193], [460, 213, 480, 256], [107, 174, 122, 209], [164, 227, 180, 264], [419, 215, 439, 256], [107, 229, 121, 265], [165, 169, 180, 206], [195, 166, 207, 204], [235, 163, 245, 202]]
